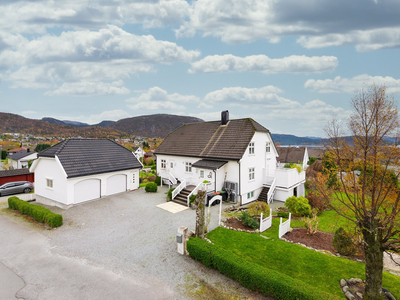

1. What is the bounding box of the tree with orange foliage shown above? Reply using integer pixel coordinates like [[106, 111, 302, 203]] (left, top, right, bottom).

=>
[[315, 84, 400, 299]]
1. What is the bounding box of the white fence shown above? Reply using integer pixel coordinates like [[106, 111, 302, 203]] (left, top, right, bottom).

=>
[[278, 213, 291, 239], [18, 193, 36, 202], [259, 209, 272, 232]]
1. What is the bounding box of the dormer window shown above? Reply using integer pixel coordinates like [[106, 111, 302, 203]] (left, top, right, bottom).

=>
[[249, 142, 255, 155]]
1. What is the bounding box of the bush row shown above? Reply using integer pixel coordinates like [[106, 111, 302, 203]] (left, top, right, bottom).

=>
[[8, 197, 63, 228], [187, 237, 336, 300]]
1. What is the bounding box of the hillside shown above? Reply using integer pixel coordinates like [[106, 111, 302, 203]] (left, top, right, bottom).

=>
[[109, 114, 204, 138], [0, 112, 124, 139], [271, 134, 325, 145]]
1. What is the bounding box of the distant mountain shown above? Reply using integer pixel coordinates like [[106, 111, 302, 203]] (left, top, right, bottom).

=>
[[1, 112, 124, 138], [62, 120, 89, 127], [42, 117, 89, 127], [109, 114, 204, 138], [94, 120, 116, 127], [42, 117, 66, 125], [271, 134, 325, 146]]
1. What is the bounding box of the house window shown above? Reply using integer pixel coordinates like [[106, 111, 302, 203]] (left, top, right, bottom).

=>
[[185, 162, 192, 172], [200, 170, 204, 178], [249, 142, 255, 154], [266, 142, 271, 153], [249, 167, 255, 181], [247, 191, 254, 199], [46, 179, 53, 188], [170, 162, 174, 169], [161, 159, 166, 169]]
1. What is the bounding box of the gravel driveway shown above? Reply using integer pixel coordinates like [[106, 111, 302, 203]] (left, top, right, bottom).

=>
[[0, 187, 267, 300]]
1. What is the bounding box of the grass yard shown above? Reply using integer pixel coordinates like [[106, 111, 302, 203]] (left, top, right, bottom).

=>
[[207, 218, 400, 299]]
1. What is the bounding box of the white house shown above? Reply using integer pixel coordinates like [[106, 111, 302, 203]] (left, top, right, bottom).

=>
[[133, 146, 144, 159], [276, 147, 309, 170], [154, 111, 306, 206], [7, 149, 38, 169], [30, 139, 142, 209]]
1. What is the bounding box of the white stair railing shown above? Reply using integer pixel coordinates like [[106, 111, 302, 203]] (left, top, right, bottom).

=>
[[267, 179, 276, 204], [172, 180, 186, 199], [187, 182, 203, 206], [161, 171, 177, 185]]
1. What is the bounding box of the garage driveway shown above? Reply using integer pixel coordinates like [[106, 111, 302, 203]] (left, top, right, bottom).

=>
[[0, 187, 266, 300]]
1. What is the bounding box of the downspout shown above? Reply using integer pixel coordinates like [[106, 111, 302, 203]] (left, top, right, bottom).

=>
[[237, 159, 241, 205], [213, 170, 217, 192]]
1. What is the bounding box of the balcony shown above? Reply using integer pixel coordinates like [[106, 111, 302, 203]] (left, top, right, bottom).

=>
[[275, 167, 305, 188]]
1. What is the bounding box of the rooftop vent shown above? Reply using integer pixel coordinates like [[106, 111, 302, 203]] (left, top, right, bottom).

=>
[[221, 110, 229, 125]]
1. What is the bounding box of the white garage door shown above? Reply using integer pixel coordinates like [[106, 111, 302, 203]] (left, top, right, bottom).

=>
[[74, 179, 101, 204], [106, 174, 127, 195]]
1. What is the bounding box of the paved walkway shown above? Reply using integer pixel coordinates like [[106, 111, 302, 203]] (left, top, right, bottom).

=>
[[0, 187, 266, 300], [0, 261, 25, 299]]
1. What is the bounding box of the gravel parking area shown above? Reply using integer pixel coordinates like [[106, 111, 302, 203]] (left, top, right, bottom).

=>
[[0, 187, 268, 300]]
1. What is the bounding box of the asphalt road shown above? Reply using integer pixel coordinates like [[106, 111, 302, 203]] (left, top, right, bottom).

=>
[[0, 187, 267, 300]]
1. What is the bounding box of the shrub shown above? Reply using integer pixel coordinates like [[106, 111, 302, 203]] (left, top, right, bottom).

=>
[[284, 196, 311, 217], [151, 165, 156, 171], [148, 175, 156, 182], [139, 157, 144, 163], [189, 194, 197, 206], [306, 192, 326, 214], [154, 176, 161, 186], [332, 227, 356, 256], [247, 201, 270, 217], [144, 158, 154, 166], [187, 237, 336, 300], [8, 197, 63, 228], [145, 182, 157, 192], [302, 209, 320, 235], [308, 156, 317, 165], [277, 211, 289, 218], [167, 188, 175, 200], [238, 211, 259, 230]]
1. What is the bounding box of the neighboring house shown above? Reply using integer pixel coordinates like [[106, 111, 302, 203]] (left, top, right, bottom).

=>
[[6, 149, 38, 169], [276, 147, 309, 170], [7, 147, 28, 155], [133, 147, 144, 159], [30, 139, 142, 209], [0, 169, 34, 185], [144, 150, 156, 160], [308, 148, 326, 162], [155, 111, 306, 206]]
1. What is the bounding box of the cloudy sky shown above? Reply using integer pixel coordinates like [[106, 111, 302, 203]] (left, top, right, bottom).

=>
[[1, 0, 399, 137]]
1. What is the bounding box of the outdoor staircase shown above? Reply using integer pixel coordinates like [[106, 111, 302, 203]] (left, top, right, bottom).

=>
[[172, 188, 189, 206], [257, 186, 270, 203], [172, 186, 195, 206]]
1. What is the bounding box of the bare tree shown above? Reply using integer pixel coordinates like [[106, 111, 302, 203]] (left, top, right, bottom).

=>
[[316, 84, 400, 299]]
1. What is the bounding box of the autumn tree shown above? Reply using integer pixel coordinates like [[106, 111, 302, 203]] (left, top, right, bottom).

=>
[[316, 84, 400, 299]]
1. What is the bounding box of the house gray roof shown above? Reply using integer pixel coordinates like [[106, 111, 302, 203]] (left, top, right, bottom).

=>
[[38, 139, 142, 178], [276, 147, 306, 164], [155, 118, 270, 160], [308, 148, 325, 160], [0, 168, 32, 178], [192, 159, 228, 170], [7, 150, 37, 161]]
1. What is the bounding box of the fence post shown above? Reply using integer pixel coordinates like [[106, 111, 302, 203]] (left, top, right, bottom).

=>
[[260, 212, 263, 231]]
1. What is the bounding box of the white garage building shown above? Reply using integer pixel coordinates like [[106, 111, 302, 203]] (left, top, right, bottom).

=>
[[30, 139, 142, 209]]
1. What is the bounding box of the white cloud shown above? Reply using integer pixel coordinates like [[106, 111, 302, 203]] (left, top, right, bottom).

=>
[[126, 86, 200, 111], [297, 28, 400, 52], [0, 0, 189, 34], [45, 80, 130, 96], [304, 75, 400, 94], [189, 54, 338, 74], [0, 26, 200, 94]]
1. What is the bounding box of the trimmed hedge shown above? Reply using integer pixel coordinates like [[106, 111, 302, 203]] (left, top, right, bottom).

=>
[[8, 197, 63, 228], [187, 237, 336, 300]]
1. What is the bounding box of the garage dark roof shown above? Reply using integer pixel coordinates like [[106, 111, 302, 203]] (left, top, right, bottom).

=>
[[38, 139, 142, 178], [0, 168, 32, 178], [192, 159, 228, 170], [155, 118, 269, 160], [277, 147, 307, 164]]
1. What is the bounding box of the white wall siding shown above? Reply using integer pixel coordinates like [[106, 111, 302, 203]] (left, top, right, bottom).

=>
[[33, 157, 68, 205]]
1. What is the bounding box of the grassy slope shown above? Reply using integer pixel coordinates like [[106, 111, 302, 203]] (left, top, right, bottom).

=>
[[207, 219, 400, 298]]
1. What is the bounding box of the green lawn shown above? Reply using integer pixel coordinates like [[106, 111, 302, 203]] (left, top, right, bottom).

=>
[[207, 219, 400, 299]]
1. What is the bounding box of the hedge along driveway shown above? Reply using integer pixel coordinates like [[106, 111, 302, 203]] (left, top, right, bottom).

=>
[[206, 218, 400, 299]]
